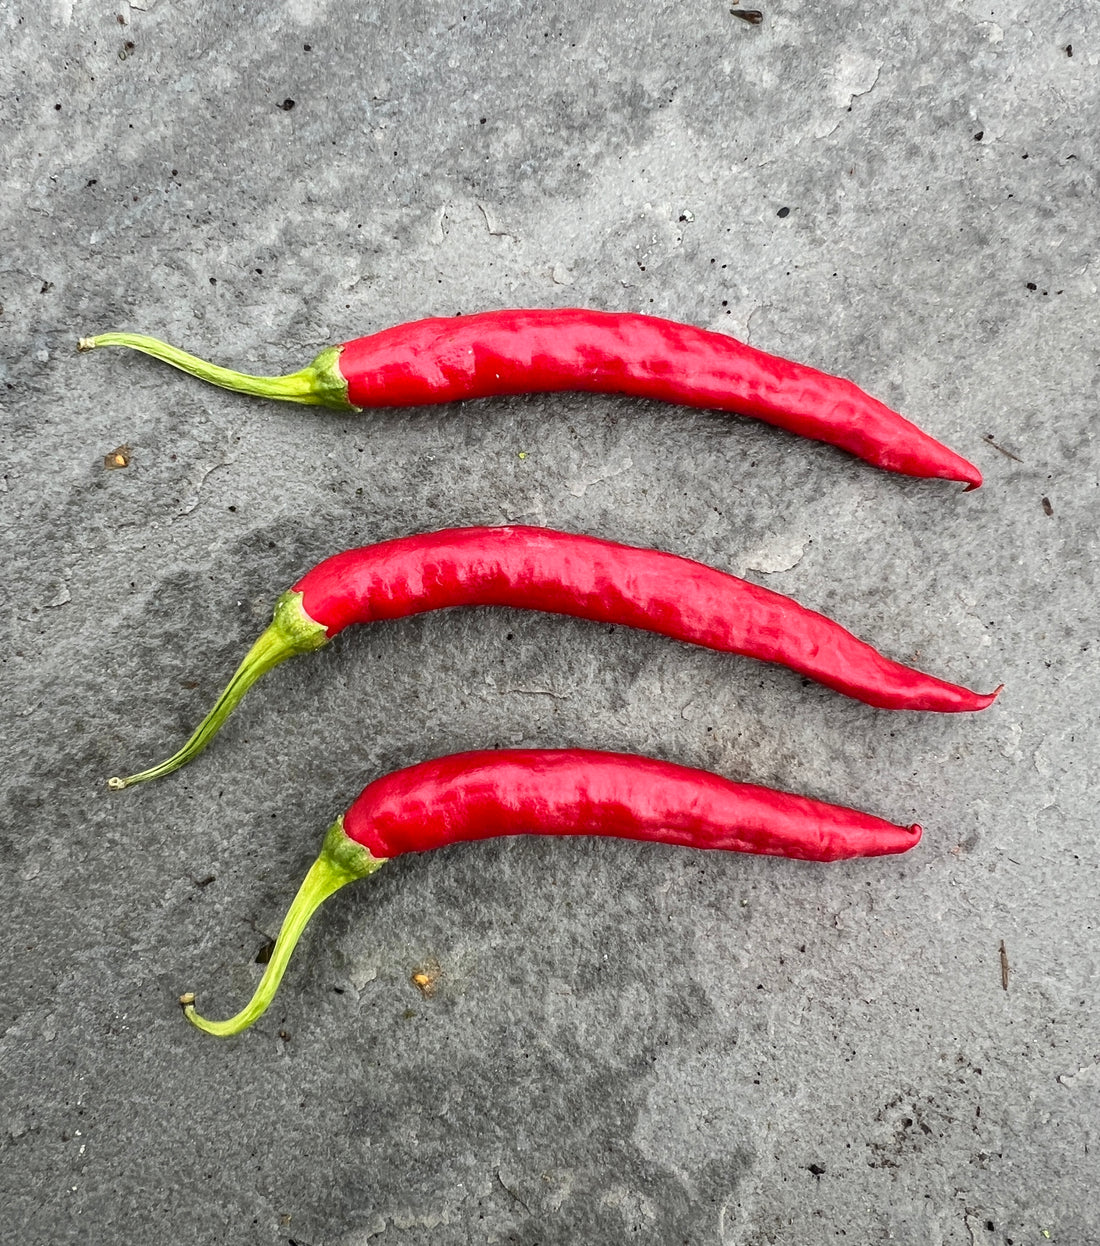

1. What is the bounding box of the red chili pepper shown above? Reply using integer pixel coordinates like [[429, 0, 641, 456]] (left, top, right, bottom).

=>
[[78, 308, 981, 486], [107, 526, 999, 790], [180, 747, 922, 1036]]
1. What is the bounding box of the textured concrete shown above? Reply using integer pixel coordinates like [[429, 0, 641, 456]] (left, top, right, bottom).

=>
[[2, 2, 1098, 1243]]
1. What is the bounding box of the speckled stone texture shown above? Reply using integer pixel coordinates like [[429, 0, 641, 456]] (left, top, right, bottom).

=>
[[2, 2, 1098, 1243]]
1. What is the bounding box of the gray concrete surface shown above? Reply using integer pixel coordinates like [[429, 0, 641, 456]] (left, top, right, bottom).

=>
[[2, 2, 1098, 1243]]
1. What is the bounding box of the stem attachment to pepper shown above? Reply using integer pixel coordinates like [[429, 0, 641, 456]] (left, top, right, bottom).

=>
[[107, 589, 329, 789], [183, 818, 387, 1037], [77, 332, 356, 409]]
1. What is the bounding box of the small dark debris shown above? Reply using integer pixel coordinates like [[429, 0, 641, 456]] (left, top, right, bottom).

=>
[[808, 1163, 826, 1178], [227, 504, 236, 512], [277, 98, 296, 111], [209, 276, 217, 285], [479, 116, 487, 124], [85, 178, 97, 187], [332, 985, 344, 994], [974, 130, 983, 141], [1065, 43, 1072, 56], [255, 938, 276, 965], [117, 12, 126, 23], [193, 873, 216, 888], [776, 206, 790, 218], [1000, 939, 1009, 990], [54, 103, 61, 111], [1026, 281, 1037, 290], [303, 42, 312, 50], [1041, 496, 1053, 516], [731, 7, 764, 23], [986, 1221, 995, 1232], [104, 444, 131, 470], [279, 1029, 291, 1042]]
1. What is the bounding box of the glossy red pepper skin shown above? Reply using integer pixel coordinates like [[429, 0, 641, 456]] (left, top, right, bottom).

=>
[[295, 525, 999, 713], [343, 748, 922, 863], [337, 309, 981, 486]]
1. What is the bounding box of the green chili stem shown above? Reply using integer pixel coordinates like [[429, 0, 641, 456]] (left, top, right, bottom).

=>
[[108, 590, 329, 790], [77, 332, 354, 409], [183, 818, 387, 1038]]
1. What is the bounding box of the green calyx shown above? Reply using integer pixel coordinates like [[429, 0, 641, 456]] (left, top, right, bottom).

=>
[[182, 817, 387, 1038], [77, 332, 356, 410], [107, 589, 329, 790]]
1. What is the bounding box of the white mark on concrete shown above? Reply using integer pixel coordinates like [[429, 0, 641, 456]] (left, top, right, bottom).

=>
[[430, 204, 448, 245], [830, 51, 882, 108], [1057, 1063, 1100, 1088], [337, 1213, 388, 1243], [743, 534, 807, 575], [1000, 721, 1023, 761], [566, 455, 633, 497], [283, 0, 330, 23], [347, 962, 377, 991], [1033, 746, 1052, 779], [478, 202, 515, 238], [552, 262, 575, 285], [499, 499, 548, 526], [815, 51, 881, 138], [176, 461, 228, 517]]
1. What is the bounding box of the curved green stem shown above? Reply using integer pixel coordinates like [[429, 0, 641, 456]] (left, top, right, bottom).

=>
[[108, 590, 329, 789], [182, 818, 387, 1037], [77, 332, 355, 410]]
